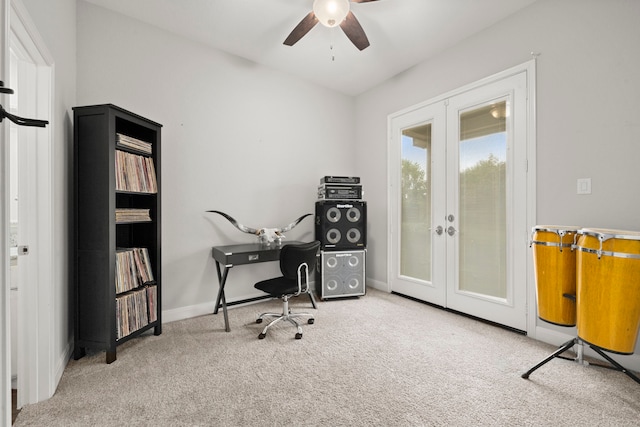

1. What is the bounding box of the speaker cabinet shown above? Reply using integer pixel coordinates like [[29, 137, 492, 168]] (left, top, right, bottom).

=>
[[317, 249, 366, 299], [315, 200, 367, 249]]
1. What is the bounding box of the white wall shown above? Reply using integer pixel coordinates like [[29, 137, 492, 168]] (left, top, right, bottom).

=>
[[76, 2, 357, 318], [354, 0, 640, 363]]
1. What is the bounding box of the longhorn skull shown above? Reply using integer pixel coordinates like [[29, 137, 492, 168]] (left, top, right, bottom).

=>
[[207, 210, 312, 245]]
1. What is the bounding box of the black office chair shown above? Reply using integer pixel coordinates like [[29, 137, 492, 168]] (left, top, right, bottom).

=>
[[254, 241, 321, 339]]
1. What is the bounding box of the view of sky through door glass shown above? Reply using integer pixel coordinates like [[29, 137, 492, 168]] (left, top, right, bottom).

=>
[[400, 124, 431, 282], [458, 101, 507, 298]]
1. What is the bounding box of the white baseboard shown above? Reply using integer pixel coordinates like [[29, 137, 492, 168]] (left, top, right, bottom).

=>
[[55, 342, 73, 394], [163, 278, 387, 324], [162, 292, 278, 324], [162, 301, 216, 324], [366, 277, 389, 292]]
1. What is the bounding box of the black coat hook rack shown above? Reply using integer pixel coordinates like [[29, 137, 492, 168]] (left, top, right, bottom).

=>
[[0, 80, 49, 128]]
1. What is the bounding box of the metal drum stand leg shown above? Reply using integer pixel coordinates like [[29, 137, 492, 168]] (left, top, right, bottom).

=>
[[588, 345, 640, 384], [522, 338, 640, 384], [521, 338, 579, 379]]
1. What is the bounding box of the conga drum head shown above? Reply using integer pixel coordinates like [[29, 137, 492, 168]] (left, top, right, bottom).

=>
[[531, 225, 579, 326], [576, 228, 640, 354], [577, 227, 640, 253]]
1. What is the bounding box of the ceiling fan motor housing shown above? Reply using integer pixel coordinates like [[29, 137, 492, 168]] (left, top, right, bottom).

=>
[[313, 0, 350, 28]]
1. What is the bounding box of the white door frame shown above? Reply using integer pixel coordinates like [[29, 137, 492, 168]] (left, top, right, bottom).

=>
[[388, 61, 537, 335], [3, 0, 54, 411], [1, 0, 11, 422]]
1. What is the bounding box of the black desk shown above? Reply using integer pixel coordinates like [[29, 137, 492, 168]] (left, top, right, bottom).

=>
[[211, 241, 317, 331]]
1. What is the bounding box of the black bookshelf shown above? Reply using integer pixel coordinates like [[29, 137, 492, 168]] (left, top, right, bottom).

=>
[[73, 104, 162, 364]]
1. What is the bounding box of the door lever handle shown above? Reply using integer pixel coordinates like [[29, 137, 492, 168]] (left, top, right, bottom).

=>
[[435, 225, 444, 235], [447, 226, 457, 236]]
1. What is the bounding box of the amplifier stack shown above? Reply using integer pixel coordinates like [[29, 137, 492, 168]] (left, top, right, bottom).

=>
[[315, 176, 366, 300]]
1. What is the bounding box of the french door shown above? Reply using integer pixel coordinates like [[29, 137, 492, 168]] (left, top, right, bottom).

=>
[[389, 67, 531, 331]]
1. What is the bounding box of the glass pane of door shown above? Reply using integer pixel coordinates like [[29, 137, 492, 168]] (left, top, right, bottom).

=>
[[458, 101, 507, 298], [400, 124, 432, 281]]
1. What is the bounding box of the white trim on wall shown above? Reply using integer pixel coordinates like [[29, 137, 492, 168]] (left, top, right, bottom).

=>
[[1, 0, 11, 424], [525, 58, 538, 340], [8, 0, 55, 407]]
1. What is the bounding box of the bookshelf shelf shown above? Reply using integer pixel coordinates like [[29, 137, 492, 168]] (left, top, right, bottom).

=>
[[116, 221, 154, 224], [73, 104, 162, 364]]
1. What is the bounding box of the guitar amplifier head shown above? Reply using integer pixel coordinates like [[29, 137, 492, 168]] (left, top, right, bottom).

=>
[[317, 184, 363, 200]]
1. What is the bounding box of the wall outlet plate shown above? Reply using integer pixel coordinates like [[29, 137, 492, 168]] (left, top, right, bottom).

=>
[[577, 178, 591, 195]]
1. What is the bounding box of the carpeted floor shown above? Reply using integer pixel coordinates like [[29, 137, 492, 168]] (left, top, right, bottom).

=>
[[13, 289, 640, 426]]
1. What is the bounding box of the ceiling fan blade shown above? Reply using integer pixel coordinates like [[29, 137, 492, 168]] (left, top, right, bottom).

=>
[[283, 12, 319, 46], [351, 0, 379, 3], [340, 11, 370, 51]]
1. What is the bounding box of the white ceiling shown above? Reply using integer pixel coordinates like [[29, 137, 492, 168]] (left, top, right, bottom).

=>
[[82, 0, 538, 96]]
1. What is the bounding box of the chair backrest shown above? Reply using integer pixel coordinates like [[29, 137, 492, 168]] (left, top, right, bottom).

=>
[[279, 241, 321, 281]]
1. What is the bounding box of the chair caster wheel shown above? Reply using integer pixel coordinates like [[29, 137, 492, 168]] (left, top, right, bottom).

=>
[[256, 318, 263, 324], [258, 333, 266, 339], [308, 319, 314, 324], [295, 333, 302, 339]]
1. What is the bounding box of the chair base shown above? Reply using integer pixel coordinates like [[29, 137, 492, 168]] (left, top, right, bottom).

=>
[[256, 297, 314, 339]]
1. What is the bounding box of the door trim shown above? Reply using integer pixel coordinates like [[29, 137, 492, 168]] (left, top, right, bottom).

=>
[[1, 0, 11, 423], [387, 60, 537, 335], [7, 0, 54, 407]]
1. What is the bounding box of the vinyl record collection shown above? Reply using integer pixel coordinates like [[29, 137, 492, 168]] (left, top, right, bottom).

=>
[[116, 132, 153, 154], [115, 247, 157, 339], [115, 150, 157, 193], [315, 176, 367, 300], [115, 208, 152, 223], [115, 247, 155, 292], [116, 286, 157, 340]]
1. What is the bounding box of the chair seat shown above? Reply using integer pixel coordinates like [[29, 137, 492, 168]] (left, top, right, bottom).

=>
[[255, 276, 300, 297], [253, 240, 320, 339]]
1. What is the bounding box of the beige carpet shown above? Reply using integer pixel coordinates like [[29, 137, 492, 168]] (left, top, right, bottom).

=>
[[14, 289, 640, 426]]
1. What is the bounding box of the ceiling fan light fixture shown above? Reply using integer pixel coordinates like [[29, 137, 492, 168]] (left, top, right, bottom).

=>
[[313, 0, 350, 28]]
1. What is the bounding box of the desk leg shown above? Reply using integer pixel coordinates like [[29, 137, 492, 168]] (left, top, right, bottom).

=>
[[214, 261, 231, 332], [308, 291, 318, 309]]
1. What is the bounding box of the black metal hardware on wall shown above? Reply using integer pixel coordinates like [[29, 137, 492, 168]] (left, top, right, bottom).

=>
[[0, 80, 49, 128]]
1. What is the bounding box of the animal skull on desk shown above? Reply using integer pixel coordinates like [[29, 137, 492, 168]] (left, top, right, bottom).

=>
[[207, 210, 312, 245]]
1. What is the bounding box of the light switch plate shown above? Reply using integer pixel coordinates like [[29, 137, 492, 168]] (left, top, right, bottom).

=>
[[577, 178, 591, 195]]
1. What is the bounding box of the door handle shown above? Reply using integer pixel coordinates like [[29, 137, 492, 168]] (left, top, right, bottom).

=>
[[434, 225, 444, 235], [447, 226, 457, 236]]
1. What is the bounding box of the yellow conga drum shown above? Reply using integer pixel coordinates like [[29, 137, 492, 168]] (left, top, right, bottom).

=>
[[531, 226, 579, 326], [575, 228, 640, 354]]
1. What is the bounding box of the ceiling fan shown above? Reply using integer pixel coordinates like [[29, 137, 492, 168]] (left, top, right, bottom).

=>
[[284, 0, 379, 51]]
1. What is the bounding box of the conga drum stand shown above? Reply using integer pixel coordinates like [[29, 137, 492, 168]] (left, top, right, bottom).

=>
[[521, 337, 640, 384]]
